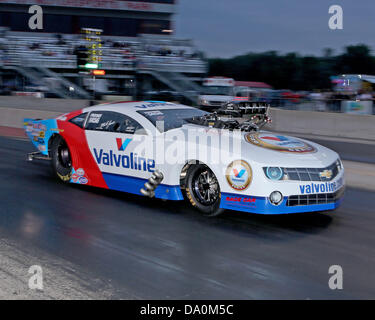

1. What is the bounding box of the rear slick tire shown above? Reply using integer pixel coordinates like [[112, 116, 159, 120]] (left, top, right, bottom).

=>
[[51, 135, 72, 183]]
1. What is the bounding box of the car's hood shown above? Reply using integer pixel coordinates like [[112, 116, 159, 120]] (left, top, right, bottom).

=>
[[177, 126, 338, 167], [238, 131, 338, 167]]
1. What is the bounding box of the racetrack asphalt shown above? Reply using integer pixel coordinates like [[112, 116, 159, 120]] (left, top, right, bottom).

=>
[[0, 135, 374, 299]]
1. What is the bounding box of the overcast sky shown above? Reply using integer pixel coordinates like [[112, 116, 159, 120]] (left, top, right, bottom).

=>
[[175, 0, 375, 58]]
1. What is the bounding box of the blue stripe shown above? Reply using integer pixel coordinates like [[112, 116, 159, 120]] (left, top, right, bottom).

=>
[[101, 172, 183, 200]]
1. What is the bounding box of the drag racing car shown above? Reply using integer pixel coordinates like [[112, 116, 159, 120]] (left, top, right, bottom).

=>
[[24, 100, 345, 216]]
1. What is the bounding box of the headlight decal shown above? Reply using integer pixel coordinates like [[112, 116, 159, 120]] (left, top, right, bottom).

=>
[[265, 167, 284, 180]]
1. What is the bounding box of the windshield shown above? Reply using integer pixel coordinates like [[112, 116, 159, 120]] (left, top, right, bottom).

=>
[[201, 86, 233, 96], [137, 108, 209, 132]]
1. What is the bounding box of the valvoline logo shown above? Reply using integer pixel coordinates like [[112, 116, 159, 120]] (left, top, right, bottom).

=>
[[299, 177, 343, 194], [93, 138, 155, 173], [262, 135, 288, 142], [245, 132, 317, 154], [116, 138, 132, 151], [233, 168, 246, 178], [225, 160, 252, 191], [135, 102, 172, 109]]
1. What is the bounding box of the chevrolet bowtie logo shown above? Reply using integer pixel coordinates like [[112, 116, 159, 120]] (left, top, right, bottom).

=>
[[319, 169, 333, 179]]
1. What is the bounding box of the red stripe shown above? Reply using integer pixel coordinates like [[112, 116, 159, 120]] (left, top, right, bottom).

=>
[[57, 117, 108, 189], [116, 138, 123, 151]]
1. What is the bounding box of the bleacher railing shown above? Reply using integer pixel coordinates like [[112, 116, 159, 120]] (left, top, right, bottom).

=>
[[2, 36, 207, 74]]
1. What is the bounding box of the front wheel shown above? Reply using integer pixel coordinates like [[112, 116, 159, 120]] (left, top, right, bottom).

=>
[[185, 165, 224, 217], [51, 135, 72, 183]]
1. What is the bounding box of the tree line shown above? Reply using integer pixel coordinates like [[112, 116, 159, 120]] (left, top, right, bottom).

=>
[[208, 45, 375, 91]]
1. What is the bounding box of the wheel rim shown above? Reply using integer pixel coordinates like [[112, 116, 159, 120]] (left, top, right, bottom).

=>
[[57, 142, 71, 168], [193, 168, 220, 206]]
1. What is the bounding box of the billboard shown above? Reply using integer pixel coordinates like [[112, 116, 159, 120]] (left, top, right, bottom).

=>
[[341, 100, 373, 115]]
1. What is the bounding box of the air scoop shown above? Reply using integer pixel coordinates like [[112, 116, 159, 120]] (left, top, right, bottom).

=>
[[188, 100, 272, 133]]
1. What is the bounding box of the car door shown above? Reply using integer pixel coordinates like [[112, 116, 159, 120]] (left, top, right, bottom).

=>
[[85, 110, 155, 187]]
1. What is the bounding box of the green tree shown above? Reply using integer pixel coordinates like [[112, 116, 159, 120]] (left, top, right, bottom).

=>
[[207, 45, 375, 91]]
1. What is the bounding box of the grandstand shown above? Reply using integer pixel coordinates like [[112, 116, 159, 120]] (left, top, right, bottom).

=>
[[0, 1, 207, 102]]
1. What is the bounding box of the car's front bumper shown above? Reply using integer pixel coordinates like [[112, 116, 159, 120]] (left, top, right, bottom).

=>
[[220, 187, 345, 214]]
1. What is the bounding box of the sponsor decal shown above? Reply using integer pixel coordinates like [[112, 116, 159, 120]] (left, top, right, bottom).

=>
[[72, 168, 88, 184], [299, 177, 343, 194], [226, 196, 256, 204], [93, 138, 155, 173], [25, 123, 33, 132], [88, 113, 102, 124], [245, 133, 317, 153], [28, 123, 47, 139], [135, 102, 173, 109], [72, 173, 80, 183], [33, 136, 44, 144], [116, 138, 132, 151], [225, 160, 252, 191], [50, 128, 64, 133], [78, 176, 88, 185], [32, 123, 46, 131], [38, 145, 46, 152], [143, 110, 164, 116]]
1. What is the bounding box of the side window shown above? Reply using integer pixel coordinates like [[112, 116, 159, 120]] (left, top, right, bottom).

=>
[[69, 112, 88, 128], [85, 111, 121, 132], [120, 116, 147, 135], [85, 111, 146, 134]]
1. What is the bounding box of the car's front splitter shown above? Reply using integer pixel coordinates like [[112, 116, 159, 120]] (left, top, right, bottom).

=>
[[220, 192, 344, 214]]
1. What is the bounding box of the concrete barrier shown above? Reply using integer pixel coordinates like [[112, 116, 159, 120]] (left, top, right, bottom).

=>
[[0, 107, 61, 128], [0, 96, 91, 128], [0, 97, 374, 141], [0, 96, 90, 112], [266, 108, 375, 141]]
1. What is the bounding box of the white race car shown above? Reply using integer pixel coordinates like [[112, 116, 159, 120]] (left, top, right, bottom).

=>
[[24, 100, 345, 216]]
